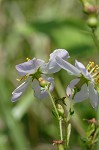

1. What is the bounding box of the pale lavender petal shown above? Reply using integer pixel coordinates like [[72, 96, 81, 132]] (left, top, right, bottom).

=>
[[50, 49, 69, 60], [88, 82, 99, 109], [66, 78, 80, 97], [75, 60, 91, 79], [41, 61, 61, 74], [74, 83, 89, 102], [41, 49, 69, 74], [56, 56, 81, 76], [32, 79, 41, 98], [44, 76, 54, 92], [66, 86, 72, 97], [16, 58, 45, 76], [32, 77, 54, 99], [11, 80, 29, 102], [69, 78, 80, 89]]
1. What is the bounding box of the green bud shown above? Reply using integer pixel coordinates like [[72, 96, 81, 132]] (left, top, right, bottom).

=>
[[57, 104, 64, 116], [87, 15, 97, 28], [84, 5, 96, 14]]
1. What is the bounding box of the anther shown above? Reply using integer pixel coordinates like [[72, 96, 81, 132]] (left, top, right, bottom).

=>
[[16, 75, 28, 82], [86, 61, 95, 71], [26, 58, 31, 61], [16, 77, 23, 81]]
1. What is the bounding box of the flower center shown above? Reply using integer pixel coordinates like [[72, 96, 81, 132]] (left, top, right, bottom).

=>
[[86, 61, 99, 84]]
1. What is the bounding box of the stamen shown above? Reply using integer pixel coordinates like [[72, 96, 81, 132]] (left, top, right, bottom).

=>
[[86, 61, 99, 85], [16, 77, 23, 81], [16, 75, 28, 81], [92, 72, 99, 78], [95, 78, 99, 84], [90, 65, 98, 74], [26, 58, 31, 61], [86, 61, 95, 71]]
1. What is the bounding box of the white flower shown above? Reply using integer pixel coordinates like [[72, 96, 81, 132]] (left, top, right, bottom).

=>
[[56, 56, 99, 109], [11, 49, 69, 102]]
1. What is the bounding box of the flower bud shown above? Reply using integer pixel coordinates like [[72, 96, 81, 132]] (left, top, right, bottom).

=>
[[40, 80, 47, 87], [57, 104, 64, 116], [84, 4, 97, 14], [38, 77, 50, 88], [87, 15, 97, 28]]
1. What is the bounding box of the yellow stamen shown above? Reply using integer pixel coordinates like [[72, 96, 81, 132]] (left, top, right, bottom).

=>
[[90, 65, 98, 74], [16, 75, 28, 82], [86, 61, 95, 71], [26, 58, 31, 61], [86, 61, 99, 85], [16, 77, 23, 81]]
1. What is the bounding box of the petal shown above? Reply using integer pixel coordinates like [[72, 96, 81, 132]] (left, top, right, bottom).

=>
[[32, 79, 41, 98], [69, 78, 80, 89], [16, 58, 45, 76], [66, 85, 72, 97], [32, 77, 54, 99], [43, 76, 54, 92], [88, 82, 99, 109], [41, 49, 69, 74], [75, 60, 91, 79], [74, 83, 89, 102], [56, 56, 81, 76], [66, 78, 80, 97], [32, 79, 48, 99], [50, 49, 69, 60], [41, 61, 61, 74], [11, 80, 29, 102]]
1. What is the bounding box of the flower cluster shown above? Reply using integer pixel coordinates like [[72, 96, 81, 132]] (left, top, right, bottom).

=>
[[12, 49, 99, 109]]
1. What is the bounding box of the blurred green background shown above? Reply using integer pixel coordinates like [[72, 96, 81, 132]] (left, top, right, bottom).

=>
[[0, 0, 99, 149]]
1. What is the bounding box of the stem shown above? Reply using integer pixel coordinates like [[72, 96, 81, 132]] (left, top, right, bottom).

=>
[[47, 90, 64, 150], [65, 120, 68, 150], [96, 107, 99, 150], [58, 144, 64, 150], [66, 124, 68, 150], [47, 90, 60, 119], [91, 29, 99, 51], [59, 118, 63, 141]]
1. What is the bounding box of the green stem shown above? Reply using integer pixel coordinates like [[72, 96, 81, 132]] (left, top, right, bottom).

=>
[[96, 107, 99, 150], [65, 122, 68, 150], [91, 29, 99, 51], [58, 144, 64, 150], [47, 90, 60, 119], [59, 118, 63, 141], [47, 90, 64, 150]]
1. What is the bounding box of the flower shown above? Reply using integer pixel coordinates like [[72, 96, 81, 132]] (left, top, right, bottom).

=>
[[11, 58, 46, 102], [56, 56, 99, 109], [11, 49, 69, 102]]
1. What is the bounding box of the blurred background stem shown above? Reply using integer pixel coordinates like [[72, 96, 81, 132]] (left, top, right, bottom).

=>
[[91, 29, 99, 51], [0, 78, 28, 150]]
